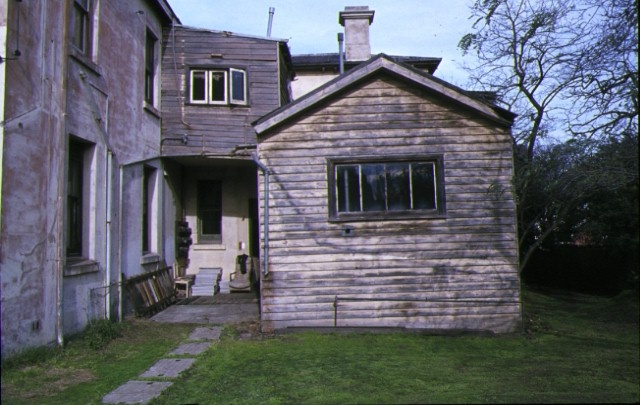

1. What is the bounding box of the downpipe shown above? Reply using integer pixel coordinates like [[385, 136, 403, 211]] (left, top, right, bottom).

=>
[[252, 153, 270, 276]]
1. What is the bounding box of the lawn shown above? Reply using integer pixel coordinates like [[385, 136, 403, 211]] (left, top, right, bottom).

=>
[[2, 286, 638, 404]]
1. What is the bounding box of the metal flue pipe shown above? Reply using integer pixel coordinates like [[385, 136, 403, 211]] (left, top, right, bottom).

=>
[[266, 7, 275, 37]]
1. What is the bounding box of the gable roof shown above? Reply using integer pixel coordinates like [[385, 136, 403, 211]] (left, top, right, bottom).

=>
[[254, 54, 516, 136]]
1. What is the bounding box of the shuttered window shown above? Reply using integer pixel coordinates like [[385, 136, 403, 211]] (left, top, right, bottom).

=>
[[328, 156, 445, 221]]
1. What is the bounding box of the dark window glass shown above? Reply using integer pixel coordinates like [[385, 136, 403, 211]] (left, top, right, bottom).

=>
[[386, 163, 411, 211], [412, 163, 436, 209], [198, 181, 222, 243], [336, 165, 361, 212], [231, 69, 246, 103], [144, 29, 156, 104], [210, 71, 226, 102], [142, 166, 155, 253], [191, 71, 206, 102], [72, 0, 90, 53], [67, 142, 84, 256], [361, 164, 386, 212]]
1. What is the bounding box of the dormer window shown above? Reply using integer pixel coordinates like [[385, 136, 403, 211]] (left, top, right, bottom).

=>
[[189, 68, 247, 105]]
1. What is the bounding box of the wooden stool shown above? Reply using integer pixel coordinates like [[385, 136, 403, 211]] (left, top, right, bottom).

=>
[[174, 276, 195, 298]]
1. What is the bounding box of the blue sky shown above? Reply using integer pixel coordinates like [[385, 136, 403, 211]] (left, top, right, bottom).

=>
[[167, 0, 479, 86]]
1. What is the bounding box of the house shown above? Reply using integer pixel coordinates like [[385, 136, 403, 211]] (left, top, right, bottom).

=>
[[253, 54, 521, 333], [159, 25, 292, 292], [0, 0, 180, 357], [291, 6, 441, 99]]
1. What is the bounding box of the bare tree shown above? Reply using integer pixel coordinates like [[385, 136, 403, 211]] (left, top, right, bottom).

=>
[[566, 0, 638, 138], [459, 0, 638, 272]]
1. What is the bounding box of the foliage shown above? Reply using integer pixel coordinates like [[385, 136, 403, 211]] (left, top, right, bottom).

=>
[[81, 319, 123, 350], [459, 0, 638, 274], [515, 134, 639, 271]]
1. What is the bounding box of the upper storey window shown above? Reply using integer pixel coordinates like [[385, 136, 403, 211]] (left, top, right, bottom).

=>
[[145, 28, 158, 106], [72, 0, 92, 54], [189, 68, 247, 105]]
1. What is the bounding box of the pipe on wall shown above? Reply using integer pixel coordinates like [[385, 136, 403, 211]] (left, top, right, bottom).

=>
[[338, 33, 345, 74], [252, 153, 270, 276]]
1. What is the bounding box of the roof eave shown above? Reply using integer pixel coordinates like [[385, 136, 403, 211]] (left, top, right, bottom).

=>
[[254, 54, 514, 135]]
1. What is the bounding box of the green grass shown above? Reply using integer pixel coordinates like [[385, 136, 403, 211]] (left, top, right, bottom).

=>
[[2, 287, 638, 404], [1, 319, 195, 405]]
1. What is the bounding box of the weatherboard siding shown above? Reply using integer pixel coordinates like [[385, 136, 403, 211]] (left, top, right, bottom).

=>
[[160, 27, 286, 156], [258, 75, 520, 333]]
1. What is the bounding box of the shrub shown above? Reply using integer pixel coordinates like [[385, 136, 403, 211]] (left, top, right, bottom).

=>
[[83, 320, 123, 350]]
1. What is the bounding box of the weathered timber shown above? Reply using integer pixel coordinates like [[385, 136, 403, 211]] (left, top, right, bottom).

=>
[[161, 26, 289, 156], [256, 58, 520, 333]]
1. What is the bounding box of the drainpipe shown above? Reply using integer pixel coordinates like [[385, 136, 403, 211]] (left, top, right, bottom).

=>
[[57, 0, 71, 348], [117, 165, 124, 321], [105, 150, 113, 320], [338, 33, 344, 74], [252, 153, 270, 276]]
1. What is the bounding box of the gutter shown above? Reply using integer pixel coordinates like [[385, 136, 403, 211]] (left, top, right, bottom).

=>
[[252, 153, 270, 276]]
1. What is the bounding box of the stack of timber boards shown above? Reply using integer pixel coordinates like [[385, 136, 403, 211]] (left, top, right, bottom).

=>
[[125, 267, 175, 316], [191, 268, 222, 296]]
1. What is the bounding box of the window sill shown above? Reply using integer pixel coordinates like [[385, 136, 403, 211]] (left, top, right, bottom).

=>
[[64, 258, 100, 277], [143, 102, 161, 118], [193, 244, 226, 251], [186, 102, 250, 108], [140, 253, 161, 265], [328, 211, 447, 223], [69, 48, 102, 76]]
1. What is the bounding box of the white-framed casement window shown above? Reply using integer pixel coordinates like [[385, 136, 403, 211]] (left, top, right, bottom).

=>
[[327, 155, 446, 222], [189, 68, 247, 105]]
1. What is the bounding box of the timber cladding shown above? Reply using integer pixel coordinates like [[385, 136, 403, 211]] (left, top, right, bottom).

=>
[[160, 26, 286, 156], [257, 73, 521, 333]]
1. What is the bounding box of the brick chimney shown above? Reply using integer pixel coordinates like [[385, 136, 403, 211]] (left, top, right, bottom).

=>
[[339, 6, 375, 62]]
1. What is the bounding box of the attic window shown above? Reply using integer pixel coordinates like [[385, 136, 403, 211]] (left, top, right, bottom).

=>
[[189, 68, 247, 105], [327, 155, 446, 221]]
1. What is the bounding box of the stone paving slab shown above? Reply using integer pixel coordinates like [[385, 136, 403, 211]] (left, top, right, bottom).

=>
[[102, 380, 173, 404], [170, 342, 212, 356], [189, 326, 222, 340], [150, 303, 258, 324], [140, 358, 195, 378]]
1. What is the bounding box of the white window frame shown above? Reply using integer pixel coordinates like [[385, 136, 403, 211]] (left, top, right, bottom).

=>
[[209, 70, 228, 105], [189, 68, 246, 105], [229, 68, 247, 105]]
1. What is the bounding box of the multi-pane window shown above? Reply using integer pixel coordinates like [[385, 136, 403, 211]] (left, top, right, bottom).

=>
[[189, 68, 247, 105], [197, 181, 223, 243], [67, 141, 86, 256], [328, 156, 445, 221], [144, 29, 157, 105], [72, 0, 91, 54]]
